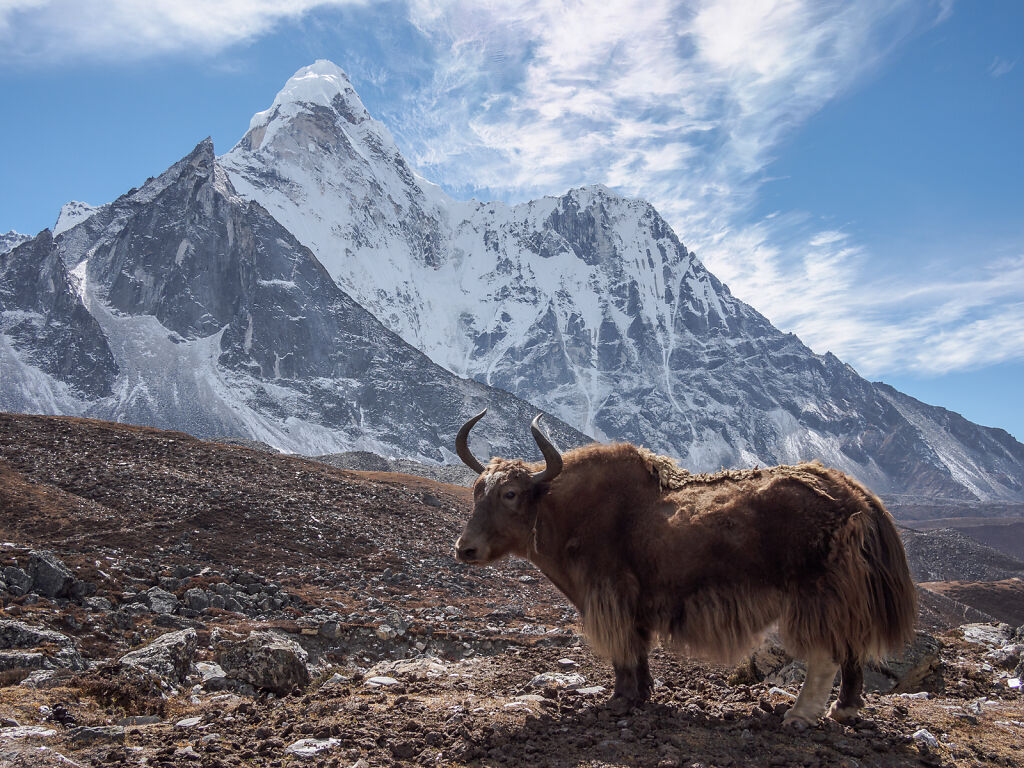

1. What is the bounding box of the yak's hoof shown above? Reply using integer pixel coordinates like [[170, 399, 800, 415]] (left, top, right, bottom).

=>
[[827, 702, 860, 723], [608, 695, 638, 715], [782, 710, 814, 731]]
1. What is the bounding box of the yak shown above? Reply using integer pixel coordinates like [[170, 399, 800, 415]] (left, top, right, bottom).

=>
[[453, 411, 916, 728]]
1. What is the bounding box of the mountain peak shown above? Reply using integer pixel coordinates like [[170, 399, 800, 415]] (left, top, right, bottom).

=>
[[247, 60, 367, 133], [53, 201, 99, 236]]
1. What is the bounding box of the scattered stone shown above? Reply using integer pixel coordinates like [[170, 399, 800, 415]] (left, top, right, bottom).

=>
[[0, 726, 56, 739], [574, 686, 607, 696], [0, 619, 83, 670], [174, 745, 202, 760], [195, 661, 230, 689], [175, 717, 202, 728], [962, 623, 1013, 649], [367, 657, 448, 680], [118, 715, 161, 726], [365, 676, 400, 687], [68, 726, 125, 744], [284, 737, 341, 757], [911, 728, 939, 749], [318, 620, 342, 641], [557, 658, 578, 667], [217, 630, 310, 695], [83, 596, 112, 612], [118, 628, 197, 682], [528, 672, 586, 690], [1, 566, 32, 597], [866, 632, 941, 693], [183, 587, 210, 611], [143, 586, 180, 614], [26, 550, 75, 598]]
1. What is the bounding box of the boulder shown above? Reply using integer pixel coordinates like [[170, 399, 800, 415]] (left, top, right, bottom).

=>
[[1, 567, 32, 597], [143, 587, 180, 615], [27, 551, 74, 598], [866, 631, 942, 693], [0, 651, 46, 672], [0, 619, 83, 670], [961, 623, 1013, 649], [118, 628, 197, 682], [183, 588, 210, 612], [217, 630, 309, 695]]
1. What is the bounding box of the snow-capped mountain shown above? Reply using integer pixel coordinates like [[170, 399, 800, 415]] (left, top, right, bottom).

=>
[[0, 139, 586, 461], [0, 231, 30, 254], [223, 61, 1024, 502], [54, 201, 99, 236]]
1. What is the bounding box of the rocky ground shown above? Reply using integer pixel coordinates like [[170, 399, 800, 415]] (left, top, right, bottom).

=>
[[1, 413, 1022, 768]]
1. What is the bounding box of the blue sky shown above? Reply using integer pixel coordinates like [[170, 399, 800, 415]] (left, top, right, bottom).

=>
[[1, 1, 1021, 439]]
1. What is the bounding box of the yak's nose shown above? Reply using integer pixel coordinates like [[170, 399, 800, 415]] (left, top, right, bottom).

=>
[[455, 538, 478, 563]]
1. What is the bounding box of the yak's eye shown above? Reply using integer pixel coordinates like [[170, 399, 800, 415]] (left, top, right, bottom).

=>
[[503, 490, 517, 500]]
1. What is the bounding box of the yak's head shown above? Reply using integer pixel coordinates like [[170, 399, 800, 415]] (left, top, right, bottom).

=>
[[453, 410, 563, 565]]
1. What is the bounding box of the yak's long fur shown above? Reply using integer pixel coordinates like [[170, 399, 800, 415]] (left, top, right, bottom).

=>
[[626, 447, 917, 665]]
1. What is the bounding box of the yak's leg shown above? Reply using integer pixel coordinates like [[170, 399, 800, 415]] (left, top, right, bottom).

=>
[[612, 655, 652, 704], [609, 629, 652, 712], [783, 652, 838, 730], [827, 656, 864, 722]]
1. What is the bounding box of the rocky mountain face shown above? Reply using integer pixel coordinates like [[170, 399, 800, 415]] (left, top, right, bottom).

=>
[[0, 231, 118, 400], [0, 139, 586, 461], [221, 60, 1024, 502], [0, 230, 30, 254]]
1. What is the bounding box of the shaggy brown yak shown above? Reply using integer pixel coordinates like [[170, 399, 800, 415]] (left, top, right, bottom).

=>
[[454, 411, 916, 727]]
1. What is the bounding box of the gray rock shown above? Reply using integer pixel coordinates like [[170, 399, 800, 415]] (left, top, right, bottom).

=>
[[866, 632, 942, 693], [183, 588, 210, 611], [961, 623, 1013, 648], [1, 567, 31, 597], [318, 621, 342, 641], [117, 715, 161, 726], [68, 725, 125, 744], [217, 630, 309, 695], [195, 661, 231, 690], [143, 586, 179, 614], [19, 670, 68, 689], [528, 672, 586, 690], [223, 596, 243, 613], [70, 579, 97, 600], [0, 651, 46, 672], [911, 728, 939, 749], [84, 596, 113, 612], [0, 619, 83, 670], [0, 725, 57, 739], [118, 628, 197, 682]]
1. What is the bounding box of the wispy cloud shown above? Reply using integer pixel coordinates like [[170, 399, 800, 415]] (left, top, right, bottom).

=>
[[988, 56, 1017, 78], [399, 1, 943, 230], [0, 0, 363, 64], [702, 224, 1024, 376]]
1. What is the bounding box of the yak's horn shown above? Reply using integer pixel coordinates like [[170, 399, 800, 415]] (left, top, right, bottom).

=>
[[530, 414, 563, 484], [456, 409, 488, 474]]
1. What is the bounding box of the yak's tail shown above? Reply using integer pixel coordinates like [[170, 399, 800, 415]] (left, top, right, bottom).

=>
[[782, 472, 916, 663], [855, 490, 917, 657]]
